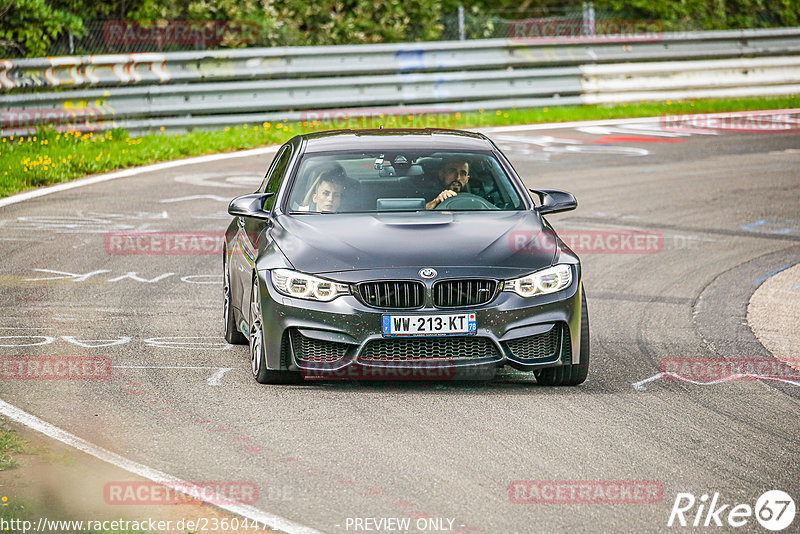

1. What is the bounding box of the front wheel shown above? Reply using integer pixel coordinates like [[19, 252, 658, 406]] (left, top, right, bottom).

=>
[[535, 287, 589, 386], [248, 276, 302, 385]]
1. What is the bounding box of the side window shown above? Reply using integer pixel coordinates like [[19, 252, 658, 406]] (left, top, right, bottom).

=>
[[260, 145, 293, 209]]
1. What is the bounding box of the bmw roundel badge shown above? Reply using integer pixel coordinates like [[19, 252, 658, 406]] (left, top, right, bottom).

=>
[[419, 268, 437, 279]]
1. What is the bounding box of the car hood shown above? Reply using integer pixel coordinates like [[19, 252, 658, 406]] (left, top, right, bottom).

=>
[[269, 211, 557, 275]]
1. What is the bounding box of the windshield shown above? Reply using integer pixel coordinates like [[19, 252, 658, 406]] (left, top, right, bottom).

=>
[[286, 150, 525, 213]]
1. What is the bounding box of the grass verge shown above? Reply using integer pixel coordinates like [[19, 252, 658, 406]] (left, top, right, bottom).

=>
[[1, 94, 798, 199], [0, 426, 27, 471], [0, 425, 150, 533]]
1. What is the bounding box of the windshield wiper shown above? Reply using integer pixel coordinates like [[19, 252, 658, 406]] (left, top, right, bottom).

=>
[[288, 210, 337, 214]]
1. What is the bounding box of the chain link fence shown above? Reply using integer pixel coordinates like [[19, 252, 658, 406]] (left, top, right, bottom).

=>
[[42, 4, 796, 57]]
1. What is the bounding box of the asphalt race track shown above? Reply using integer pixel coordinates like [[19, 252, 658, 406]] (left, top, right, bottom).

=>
[[1, 114, 799, 533]]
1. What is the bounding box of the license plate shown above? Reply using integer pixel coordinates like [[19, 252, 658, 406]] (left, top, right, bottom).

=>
[[382, 313, 477, 337]]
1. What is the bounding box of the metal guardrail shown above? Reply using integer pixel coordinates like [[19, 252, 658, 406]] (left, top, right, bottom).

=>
[[581, 56, 800, 103], [2, 27, 800, 135]]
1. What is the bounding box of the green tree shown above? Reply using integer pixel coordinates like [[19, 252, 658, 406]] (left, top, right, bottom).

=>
[[0, 0, 83, 57]]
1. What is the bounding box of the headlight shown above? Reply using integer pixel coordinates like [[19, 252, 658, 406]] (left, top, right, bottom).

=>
[[503, 264, 572, 297], [271, 269, 350, 302]]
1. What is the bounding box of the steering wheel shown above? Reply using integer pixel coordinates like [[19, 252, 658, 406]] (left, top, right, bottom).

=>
[[435, 193, 499, 210]]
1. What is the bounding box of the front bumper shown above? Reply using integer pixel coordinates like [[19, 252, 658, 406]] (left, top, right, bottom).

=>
[[254, 267, 583, 378]]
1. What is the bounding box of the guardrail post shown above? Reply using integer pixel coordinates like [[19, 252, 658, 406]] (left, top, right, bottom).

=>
[[582, 2, 595, 37]]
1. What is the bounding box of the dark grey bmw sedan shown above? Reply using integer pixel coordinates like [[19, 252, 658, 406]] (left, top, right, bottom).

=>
[[224, 129, 588, 385]]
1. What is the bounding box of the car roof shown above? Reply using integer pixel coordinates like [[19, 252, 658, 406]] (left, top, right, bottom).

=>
[[296, 128, 495, 153]]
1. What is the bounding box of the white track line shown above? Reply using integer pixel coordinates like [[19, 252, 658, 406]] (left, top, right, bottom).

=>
[[2, 108, 797, 211], [0, 142, 319, 532], [632, 372, 800, 391], [0, 146, 279, 209], [483, 108, 800, 133], [2, 110, 798, 533], [0, 398, 325, 534]]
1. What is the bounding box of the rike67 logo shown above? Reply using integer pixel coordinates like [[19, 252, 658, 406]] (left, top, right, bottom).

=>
[[668, 490, 795, 531]]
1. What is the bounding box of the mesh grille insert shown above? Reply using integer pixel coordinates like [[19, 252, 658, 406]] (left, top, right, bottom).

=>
[[503, 325, 562, 360], [359, 336, 500, 362], [561, 325, 572, 365], [290, 330, 350, 363]]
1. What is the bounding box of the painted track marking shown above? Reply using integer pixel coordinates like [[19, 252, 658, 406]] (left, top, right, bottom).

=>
[[632, 372, 800, 391], [0, 398, 325, 534]]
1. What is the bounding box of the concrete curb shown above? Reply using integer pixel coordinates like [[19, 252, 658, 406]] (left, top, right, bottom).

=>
[[748, 263, 800, 371]]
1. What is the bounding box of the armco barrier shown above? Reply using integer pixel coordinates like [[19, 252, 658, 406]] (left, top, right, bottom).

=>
[[1, 27, 799, 135], [580, 55, 800, 104]]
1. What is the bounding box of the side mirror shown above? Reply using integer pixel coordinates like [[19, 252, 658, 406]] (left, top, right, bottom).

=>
[[529, 189, 577, 215], [228, 193, 274, 220]]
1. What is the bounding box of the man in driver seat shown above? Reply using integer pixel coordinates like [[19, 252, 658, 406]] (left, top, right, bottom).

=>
[[425, 158, 470, 209]]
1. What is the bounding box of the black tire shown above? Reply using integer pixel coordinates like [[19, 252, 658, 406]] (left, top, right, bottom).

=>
[[248, 275, 303, 385], [535, 287, 590, 386], [223, 249, 247, 345]]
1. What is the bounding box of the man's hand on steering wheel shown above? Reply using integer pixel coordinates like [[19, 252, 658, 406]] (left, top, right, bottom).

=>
[[425, 189, 458, 210]]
